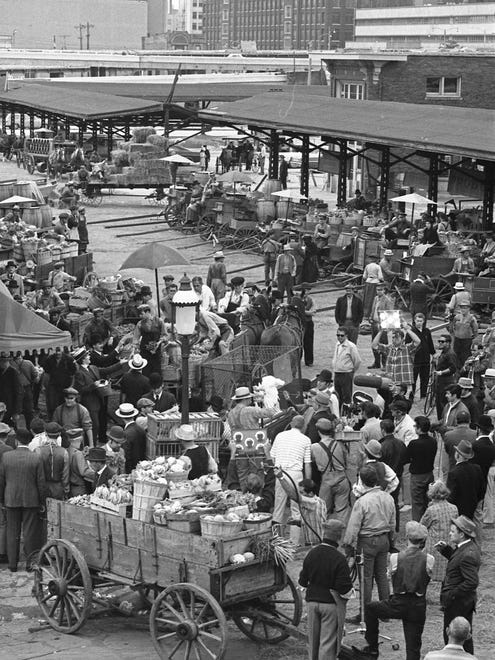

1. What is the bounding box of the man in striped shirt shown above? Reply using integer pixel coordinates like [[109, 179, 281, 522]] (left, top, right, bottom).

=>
[[271, 415, 312, 541]]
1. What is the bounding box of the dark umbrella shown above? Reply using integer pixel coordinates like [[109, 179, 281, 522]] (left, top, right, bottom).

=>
[[119, 243, 190, 312]]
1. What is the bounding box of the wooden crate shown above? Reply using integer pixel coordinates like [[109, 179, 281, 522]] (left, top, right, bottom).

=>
[[146, 412, 221, 461]]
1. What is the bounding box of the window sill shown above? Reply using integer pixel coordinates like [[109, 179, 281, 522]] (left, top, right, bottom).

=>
[[425, 94, 462, 99]]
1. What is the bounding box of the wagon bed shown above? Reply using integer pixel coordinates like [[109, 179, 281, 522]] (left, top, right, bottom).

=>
[[33, 499, 301, 659]]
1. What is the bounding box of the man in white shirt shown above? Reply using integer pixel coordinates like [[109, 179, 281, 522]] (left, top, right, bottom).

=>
[[271, 415, 312, 541], [332, 326, 362, 406], [192, 276, 216, 312], [390, 400, 417, 508]]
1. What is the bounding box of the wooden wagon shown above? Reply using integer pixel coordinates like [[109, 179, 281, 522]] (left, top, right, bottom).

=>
[[33, 499, 302, 659]]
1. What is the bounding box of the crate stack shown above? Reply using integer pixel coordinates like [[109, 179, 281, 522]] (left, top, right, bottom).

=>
[[146, 411, 222, 461]]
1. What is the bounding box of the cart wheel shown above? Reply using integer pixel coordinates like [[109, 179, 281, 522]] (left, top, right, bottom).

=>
[[26, 155, 35, 175], [81, 191, 103, 207], [33, 539, 92, 634], [150, 583, 227, 660], [427, 277, 453, 317], [231, 574, 301, 645]]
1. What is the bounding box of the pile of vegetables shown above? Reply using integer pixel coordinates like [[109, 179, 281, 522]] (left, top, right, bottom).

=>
[[190, 474, 222, 494], [134, 456, 192, 483], [250, 532, 296, 567], [201, 512, 242, 524], [93, 485, 132, 505], [229, 551, 255, 565], [201, 489, 258, 513], [68, 495, 91, 506]]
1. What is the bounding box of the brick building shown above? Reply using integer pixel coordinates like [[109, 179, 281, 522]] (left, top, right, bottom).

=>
[[321, 50, 495, 109], [202, 0, 355, 50]]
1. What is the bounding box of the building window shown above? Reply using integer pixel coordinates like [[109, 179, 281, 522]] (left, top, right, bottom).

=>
[[426, 76, 461, 97], [285, 6, 292, 19], [339, 82, 365, 100]]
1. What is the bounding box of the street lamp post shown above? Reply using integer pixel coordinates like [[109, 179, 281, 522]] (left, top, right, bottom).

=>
[[172, 274, 199, 424]]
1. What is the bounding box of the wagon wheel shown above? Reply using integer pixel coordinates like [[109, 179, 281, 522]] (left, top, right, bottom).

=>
[[33, 539, 93, 634], [25, 154, 36, 174], [390, 278, 410, 312], [427, 276, 453, 317], [198, 214, 215, 240], [15, 149, 23, 168], [81, 190, 103, 207], [231, 574, 301, 644], [150, 583, 227, 660]]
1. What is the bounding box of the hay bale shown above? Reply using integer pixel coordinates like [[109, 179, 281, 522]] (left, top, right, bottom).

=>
[[111, 149, 130, 169], [147, 134, 168, 149], [132, 127, 156, 144]]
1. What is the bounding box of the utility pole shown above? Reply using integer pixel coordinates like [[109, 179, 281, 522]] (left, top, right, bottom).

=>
[[75, 24, 84, 50], [85, 21, 94, 50]]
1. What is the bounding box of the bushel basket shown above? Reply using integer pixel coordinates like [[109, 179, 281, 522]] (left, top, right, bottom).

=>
[[132, 478, 168, 523]]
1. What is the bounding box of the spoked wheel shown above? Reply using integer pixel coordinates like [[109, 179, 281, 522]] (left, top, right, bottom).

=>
[[25, 154, 35, 174], [33, 539, 92, 634], [231, 575, 301, 645], [150, 583, 227, 660], [81, 191, 103, 207], [427, 277, 453, 317]]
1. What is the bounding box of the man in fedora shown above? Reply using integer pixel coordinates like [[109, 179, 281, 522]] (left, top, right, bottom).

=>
[[379, 249, 396, 283], [315, 370, 340, 416], [145, 372, 176, 414], [1, 260, 24, 296], [447, 440, 485, 521], [120, 354, 150, 407], [298, 518, 353, 660], [86, 447, 114, 492], [305, 392, 334, 444], [274, 243, 296, 301], [115, 403, 146, 473], [436, 516, 481, 655], [206, 251, 227, 303], [0, 352, 23, 427], [334, 283, 363, 345], [36, 423, 69, 501], [102, 425, 126, 474]]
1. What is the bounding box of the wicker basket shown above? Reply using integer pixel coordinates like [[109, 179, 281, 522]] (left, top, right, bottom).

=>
[[243, 514, 272, 533], [200, 516, 244, 539], [165, 470, 190, 483], [132, 479, 168, 523]]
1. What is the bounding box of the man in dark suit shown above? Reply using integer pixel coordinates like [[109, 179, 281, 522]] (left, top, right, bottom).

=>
[[0, 428, 47, 572], [146, 372, 177, 413], [115, 403, 147, 473], [471, 415, 495, 486], [447, 439, 485, 520], [120, 355, 150, 406], [0, 423, 13, 563], [86, 447, 114, 492], [334, 284, 363, 344], [0, 352, 23, 426], [437, 515, 481, 655]]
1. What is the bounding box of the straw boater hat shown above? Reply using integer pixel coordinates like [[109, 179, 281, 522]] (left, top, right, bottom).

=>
[[383, 249, 393, 256], [115, 403, 139, 419], [458, 377, 473, 390], [175, 424, 198, 442], [454, 282, 465, 290], [128, 354, 148, 371], [213, 251, 225, 260], [72, 347, 88, 363], [231, 386, 253, 401]]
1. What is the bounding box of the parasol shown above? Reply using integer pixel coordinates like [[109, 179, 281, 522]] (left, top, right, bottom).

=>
[[160, 154, 195, 165], [217, 170, 255, 184], [0, 195, 35, 206], [119, 243, 190, 312], [271, 189, 309, 220], [390, 192, 438, 222]]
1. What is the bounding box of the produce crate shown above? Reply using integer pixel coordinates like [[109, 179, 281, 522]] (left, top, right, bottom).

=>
[[90, 496, 128, 517], [200, 516, 243, 539], [146, 412, 221, 460], [37, 247, 53, 266], [67, 311, 93, 347], [166, 512, 201, 534]]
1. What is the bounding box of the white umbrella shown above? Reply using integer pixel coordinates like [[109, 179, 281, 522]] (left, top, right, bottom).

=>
[[0, 195, 34, 206], [160, 154, 195, 165], [271, 189, 309, 201], [390, 192, 438, 222]]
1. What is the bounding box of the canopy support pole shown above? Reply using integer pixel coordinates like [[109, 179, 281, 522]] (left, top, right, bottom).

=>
[[269, 129, 279, 179], [428, 154, 439, 218], [337, 140, 348, 207], [29, 112, 35, 138], [300, 135, 310, 198], [92, 121, 98, 153], [1, 106, 6, 133], [379, 146, 390, 211], [19, 112, 25, 138], [482, 162, 495, 230], [107, 120, 113, 158], [10, 108, 15, 137]]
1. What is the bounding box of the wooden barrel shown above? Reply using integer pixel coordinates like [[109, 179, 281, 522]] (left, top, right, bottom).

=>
[[256, 199, 276, 223], [262, 178, 283, 201], [276, 200, 290, 219], [15, 181, 33, 199], [40, 205, 54, 228], [22, 206, 42, 227], [0, 183, 14, 202]]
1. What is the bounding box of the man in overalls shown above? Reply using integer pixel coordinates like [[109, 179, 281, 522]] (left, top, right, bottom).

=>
[[218, 276, 249, 334]]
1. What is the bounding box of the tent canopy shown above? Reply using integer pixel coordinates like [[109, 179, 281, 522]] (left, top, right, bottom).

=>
[[0, 284, 71, 353]]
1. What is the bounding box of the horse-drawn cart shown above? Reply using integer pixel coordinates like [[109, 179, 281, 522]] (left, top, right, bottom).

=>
[[34, 499, 301, 659], [391, 255, 455, 316], [22, 136, 79, 176]]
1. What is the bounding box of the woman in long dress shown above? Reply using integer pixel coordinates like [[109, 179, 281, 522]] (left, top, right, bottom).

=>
[[420, 480, 458, 581]]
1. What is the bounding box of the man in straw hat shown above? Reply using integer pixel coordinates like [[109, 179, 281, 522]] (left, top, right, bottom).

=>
[[436, 515, 481, 655], [298, 518, 353, 660], [206, 250, 227, 303], [115, 403, 146, 473], [446, 281, 471, 315], [359, 521, 434, 660], [227, 387, 276, 442], [120, 354, 150, 407]]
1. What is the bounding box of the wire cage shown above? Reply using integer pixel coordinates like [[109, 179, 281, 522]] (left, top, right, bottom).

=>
[[201, 345, 301, 402]]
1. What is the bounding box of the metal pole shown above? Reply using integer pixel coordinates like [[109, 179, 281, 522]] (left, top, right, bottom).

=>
[[482, 162, 495, 230], [180, 334, 190, 424], [268, 129, 279, 179], [300, 135, 310, 198], [154, 268, 161, 317], [428, 153, 439, 218]]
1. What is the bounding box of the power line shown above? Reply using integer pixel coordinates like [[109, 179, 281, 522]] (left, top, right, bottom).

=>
[[74, 21, 95, 50]]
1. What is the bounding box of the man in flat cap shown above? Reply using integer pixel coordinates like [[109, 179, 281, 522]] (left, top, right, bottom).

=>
[[359, 521, 434, 660]]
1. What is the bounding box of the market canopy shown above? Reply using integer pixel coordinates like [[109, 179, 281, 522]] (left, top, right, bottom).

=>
[[0, 285, 71, 353], [199, 92, 495, 162]]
